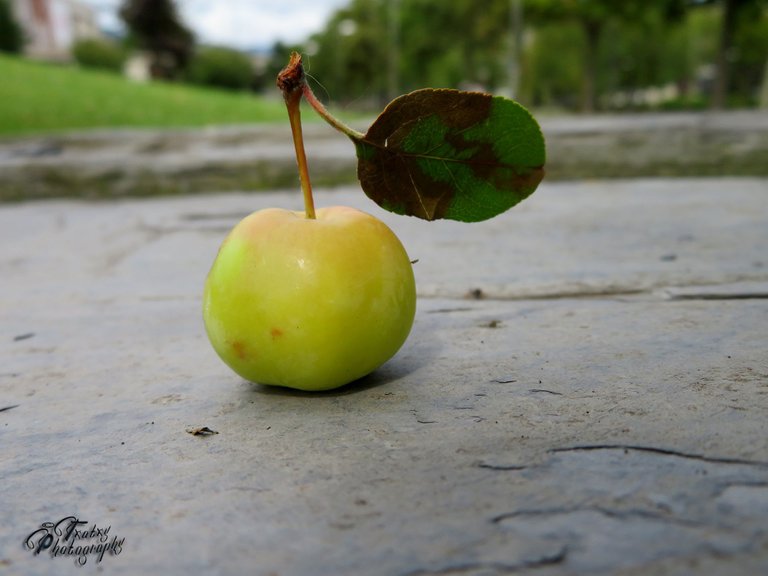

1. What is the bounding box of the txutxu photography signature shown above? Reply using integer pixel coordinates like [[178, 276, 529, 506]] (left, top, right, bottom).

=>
[[24, 515, 125, 567]]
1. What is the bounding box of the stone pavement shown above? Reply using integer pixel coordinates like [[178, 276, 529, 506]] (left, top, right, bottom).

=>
[[1, 178, 768, 575]]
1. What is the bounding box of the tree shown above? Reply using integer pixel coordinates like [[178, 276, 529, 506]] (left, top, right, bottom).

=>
[[398, 0, 510, 93], [304, 0, 512, 106], [120, 0, 194, 79], [307, 0, 391, 106], [186, 47, 255, 91], [301, 0, 721, 111], [0, 0, 23, 54], [524, 0, 687, 112], [692, 0, 767, 108]]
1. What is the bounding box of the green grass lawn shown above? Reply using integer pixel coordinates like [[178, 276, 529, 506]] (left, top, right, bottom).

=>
[[0, 54, 290, 136]]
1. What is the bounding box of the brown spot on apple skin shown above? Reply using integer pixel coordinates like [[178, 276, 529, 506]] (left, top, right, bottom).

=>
[[231, 340, 248, 359], [270, 328, 284, 339]]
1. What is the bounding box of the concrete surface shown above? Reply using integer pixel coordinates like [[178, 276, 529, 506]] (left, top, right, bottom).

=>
[[1, 178, 768, 575], [1, 110, 767, 200]]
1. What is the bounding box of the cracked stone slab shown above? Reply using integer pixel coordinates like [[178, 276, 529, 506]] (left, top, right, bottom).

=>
[[660, 280, 768, 300], [1, 179, 767, 574]]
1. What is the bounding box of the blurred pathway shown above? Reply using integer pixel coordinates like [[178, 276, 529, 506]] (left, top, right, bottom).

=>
[[1, 110, 767, 200]]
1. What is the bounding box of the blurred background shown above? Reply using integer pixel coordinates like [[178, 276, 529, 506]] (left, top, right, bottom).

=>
[[2, 0, 767, 129], [1, 0, 766, 200]]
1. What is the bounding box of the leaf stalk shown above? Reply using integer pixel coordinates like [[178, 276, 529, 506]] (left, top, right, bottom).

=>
[[300, 83, 365, 141]]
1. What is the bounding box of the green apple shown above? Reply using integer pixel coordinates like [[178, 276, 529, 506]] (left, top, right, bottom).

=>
[[203, 205, 416, 391]]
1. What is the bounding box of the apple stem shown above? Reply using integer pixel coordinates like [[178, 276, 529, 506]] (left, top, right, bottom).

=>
[[278, 53, 316, 219], [286, 90, 316, 219]]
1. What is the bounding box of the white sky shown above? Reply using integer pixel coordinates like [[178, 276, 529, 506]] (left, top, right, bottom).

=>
[[80, 0, 349, 50]]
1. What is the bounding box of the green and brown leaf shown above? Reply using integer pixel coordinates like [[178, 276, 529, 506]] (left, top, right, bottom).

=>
[[351, 89, 546, 222]]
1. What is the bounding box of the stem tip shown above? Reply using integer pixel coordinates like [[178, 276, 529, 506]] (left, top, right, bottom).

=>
[[276, 51, 305, 97]]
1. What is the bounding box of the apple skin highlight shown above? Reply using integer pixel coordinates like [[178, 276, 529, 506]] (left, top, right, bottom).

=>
[[203, 206, 416, 391]]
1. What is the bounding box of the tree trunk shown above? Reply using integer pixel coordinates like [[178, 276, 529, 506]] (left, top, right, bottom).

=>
[[759, 55, 768, 108], [581, 20, 601, 113], [711, 0, 737, 109]]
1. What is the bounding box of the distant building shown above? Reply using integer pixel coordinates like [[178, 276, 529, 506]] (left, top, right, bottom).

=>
[[11, 0, 100, 60]]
